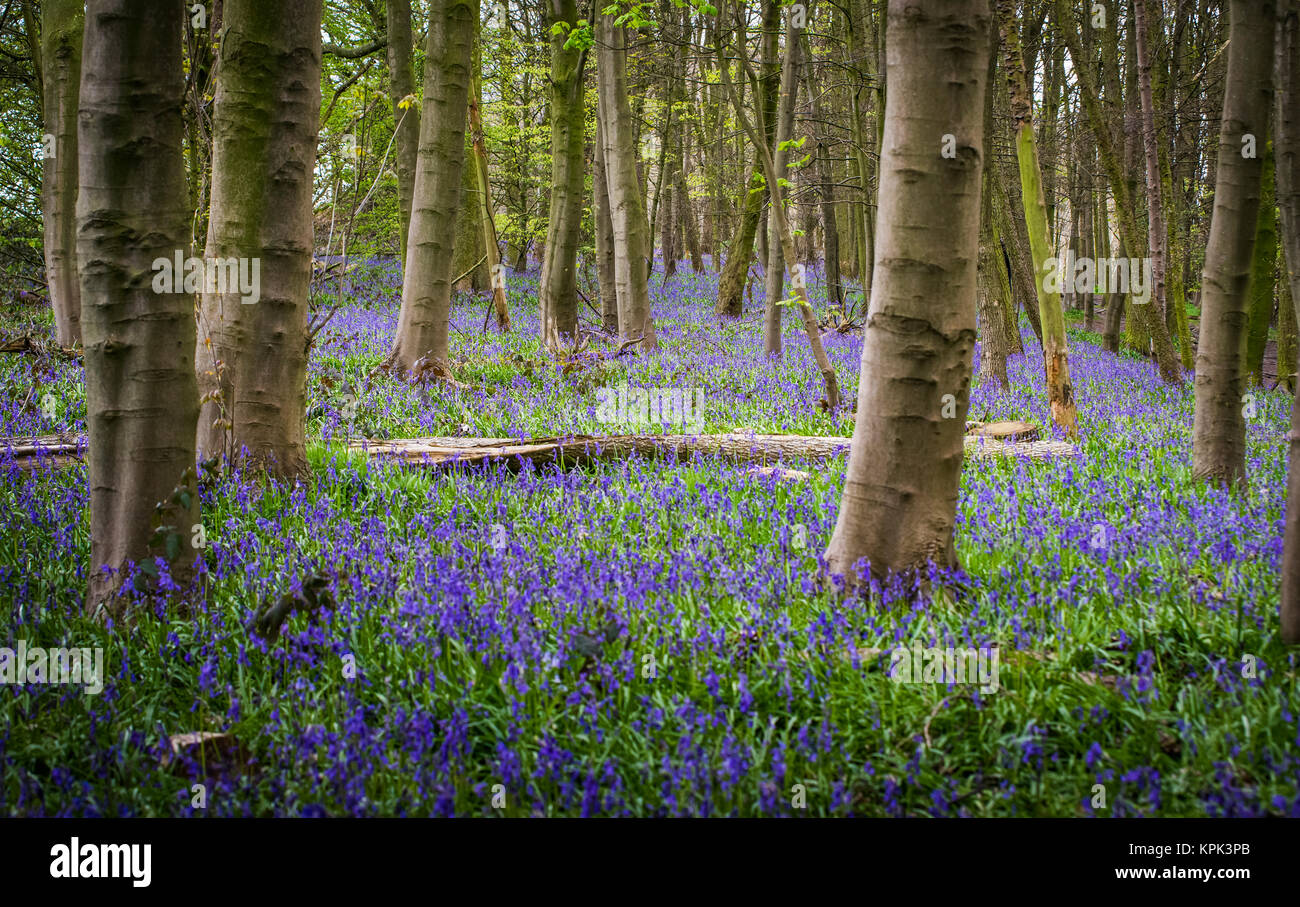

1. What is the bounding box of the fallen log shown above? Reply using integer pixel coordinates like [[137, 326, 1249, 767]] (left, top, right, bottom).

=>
[[2, 430, 1076, 473]]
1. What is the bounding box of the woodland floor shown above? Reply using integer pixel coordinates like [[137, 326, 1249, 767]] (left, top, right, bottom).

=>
[[0, 258, 1297, 817]]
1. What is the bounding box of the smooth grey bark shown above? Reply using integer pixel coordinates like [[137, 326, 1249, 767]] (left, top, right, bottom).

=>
[[593, 120, 619, 333], [387, 0, 477, 372], [387, 0, 419, 267], [469, 63, 509, 331], [78, 0, 199, 613], [40, 0, 82, 348], [1192, 0, 1275, 486], [824, 0, 990, 583], [597, 12, 657, 349], [195, 0, 322, 478]]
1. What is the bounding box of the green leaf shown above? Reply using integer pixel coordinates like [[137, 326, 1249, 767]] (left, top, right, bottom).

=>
[[140, 559, 159, 578]]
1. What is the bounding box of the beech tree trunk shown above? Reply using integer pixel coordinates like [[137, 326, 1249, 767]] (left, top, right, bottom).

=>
[[760, 20, 801, 360], [195, 0, 322, 477], [999, 0, 1077, 436], [387, 0, 419, 267], [450, 128, 486, 291], [596, 12, 657, 350], [593, 119, 619, 333], [1245, 139, 1277, 384], [387, 0, 477, 372], [992, 163, 1043, 348], [40, 0, 82, 349], [538, 0, 586, 347], [1191, 0, 1275, 486], [78, 0, 199, 613], [1056, 0, 1182, 382], [715, 0, 780, 318], [469, 62, 509, 331], [824, 0, 989, 582], [978, 12, 1009, 390], [677, 165, 703, 272], [1134, 0, 1169, 330], [1275, 0, 1300, 644], [721, 5, 840, 410], [804, 35, 842, 309]]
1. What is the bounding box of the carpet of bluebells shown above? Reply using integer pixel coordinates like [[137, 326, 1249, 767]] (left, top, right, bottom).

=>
[[1, 258, 1298, 817]]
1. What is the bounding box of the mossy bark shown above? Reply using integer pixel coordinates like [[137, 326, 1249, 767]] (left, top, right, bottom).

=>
[[715, 0, 780, 318], [538, 0, 587, 346], [1280, 0, 1300, 645], [1245, 140, 1277, 385], [451, 128, 486, 292], [1000, 0, 1076, 436], [195, 0, 322, 478]]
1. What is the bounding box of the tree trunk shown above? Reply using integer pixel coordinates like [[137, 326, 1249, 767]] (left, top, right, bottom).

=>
[[195, 0, 322, 478], [804, 33, 842, 309], [469, 62, 510, 331], [1055, 0, 1182, 382], [387, 0, 476, 373], [1279, 246, 1296, 392], [715, 0, 780, 318], [761, 20, 801, 360], [1134, 0, 1168, 329], [78, 0, 199, 613], [677, 165, 703, 271], [978, 10, 1009, 390], [721, 6, 839, 409], [596, 13, 657, 350], [1246, 139, 1277, 384], [1281, 0, 1300, 300], [1191, 0, 1275, 486], [538, 0, 586, 347], [1274, 0, 1300, 643], [824, 0, 989, 583], [593, 119, 619, 333], [999, 0, 1077, 436], [451, 128, 486, 291], [40, 0, 83, 349], [992, 162, 1044, 347], [845, 0, 876, 305], [387, 0, 419, 268]]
